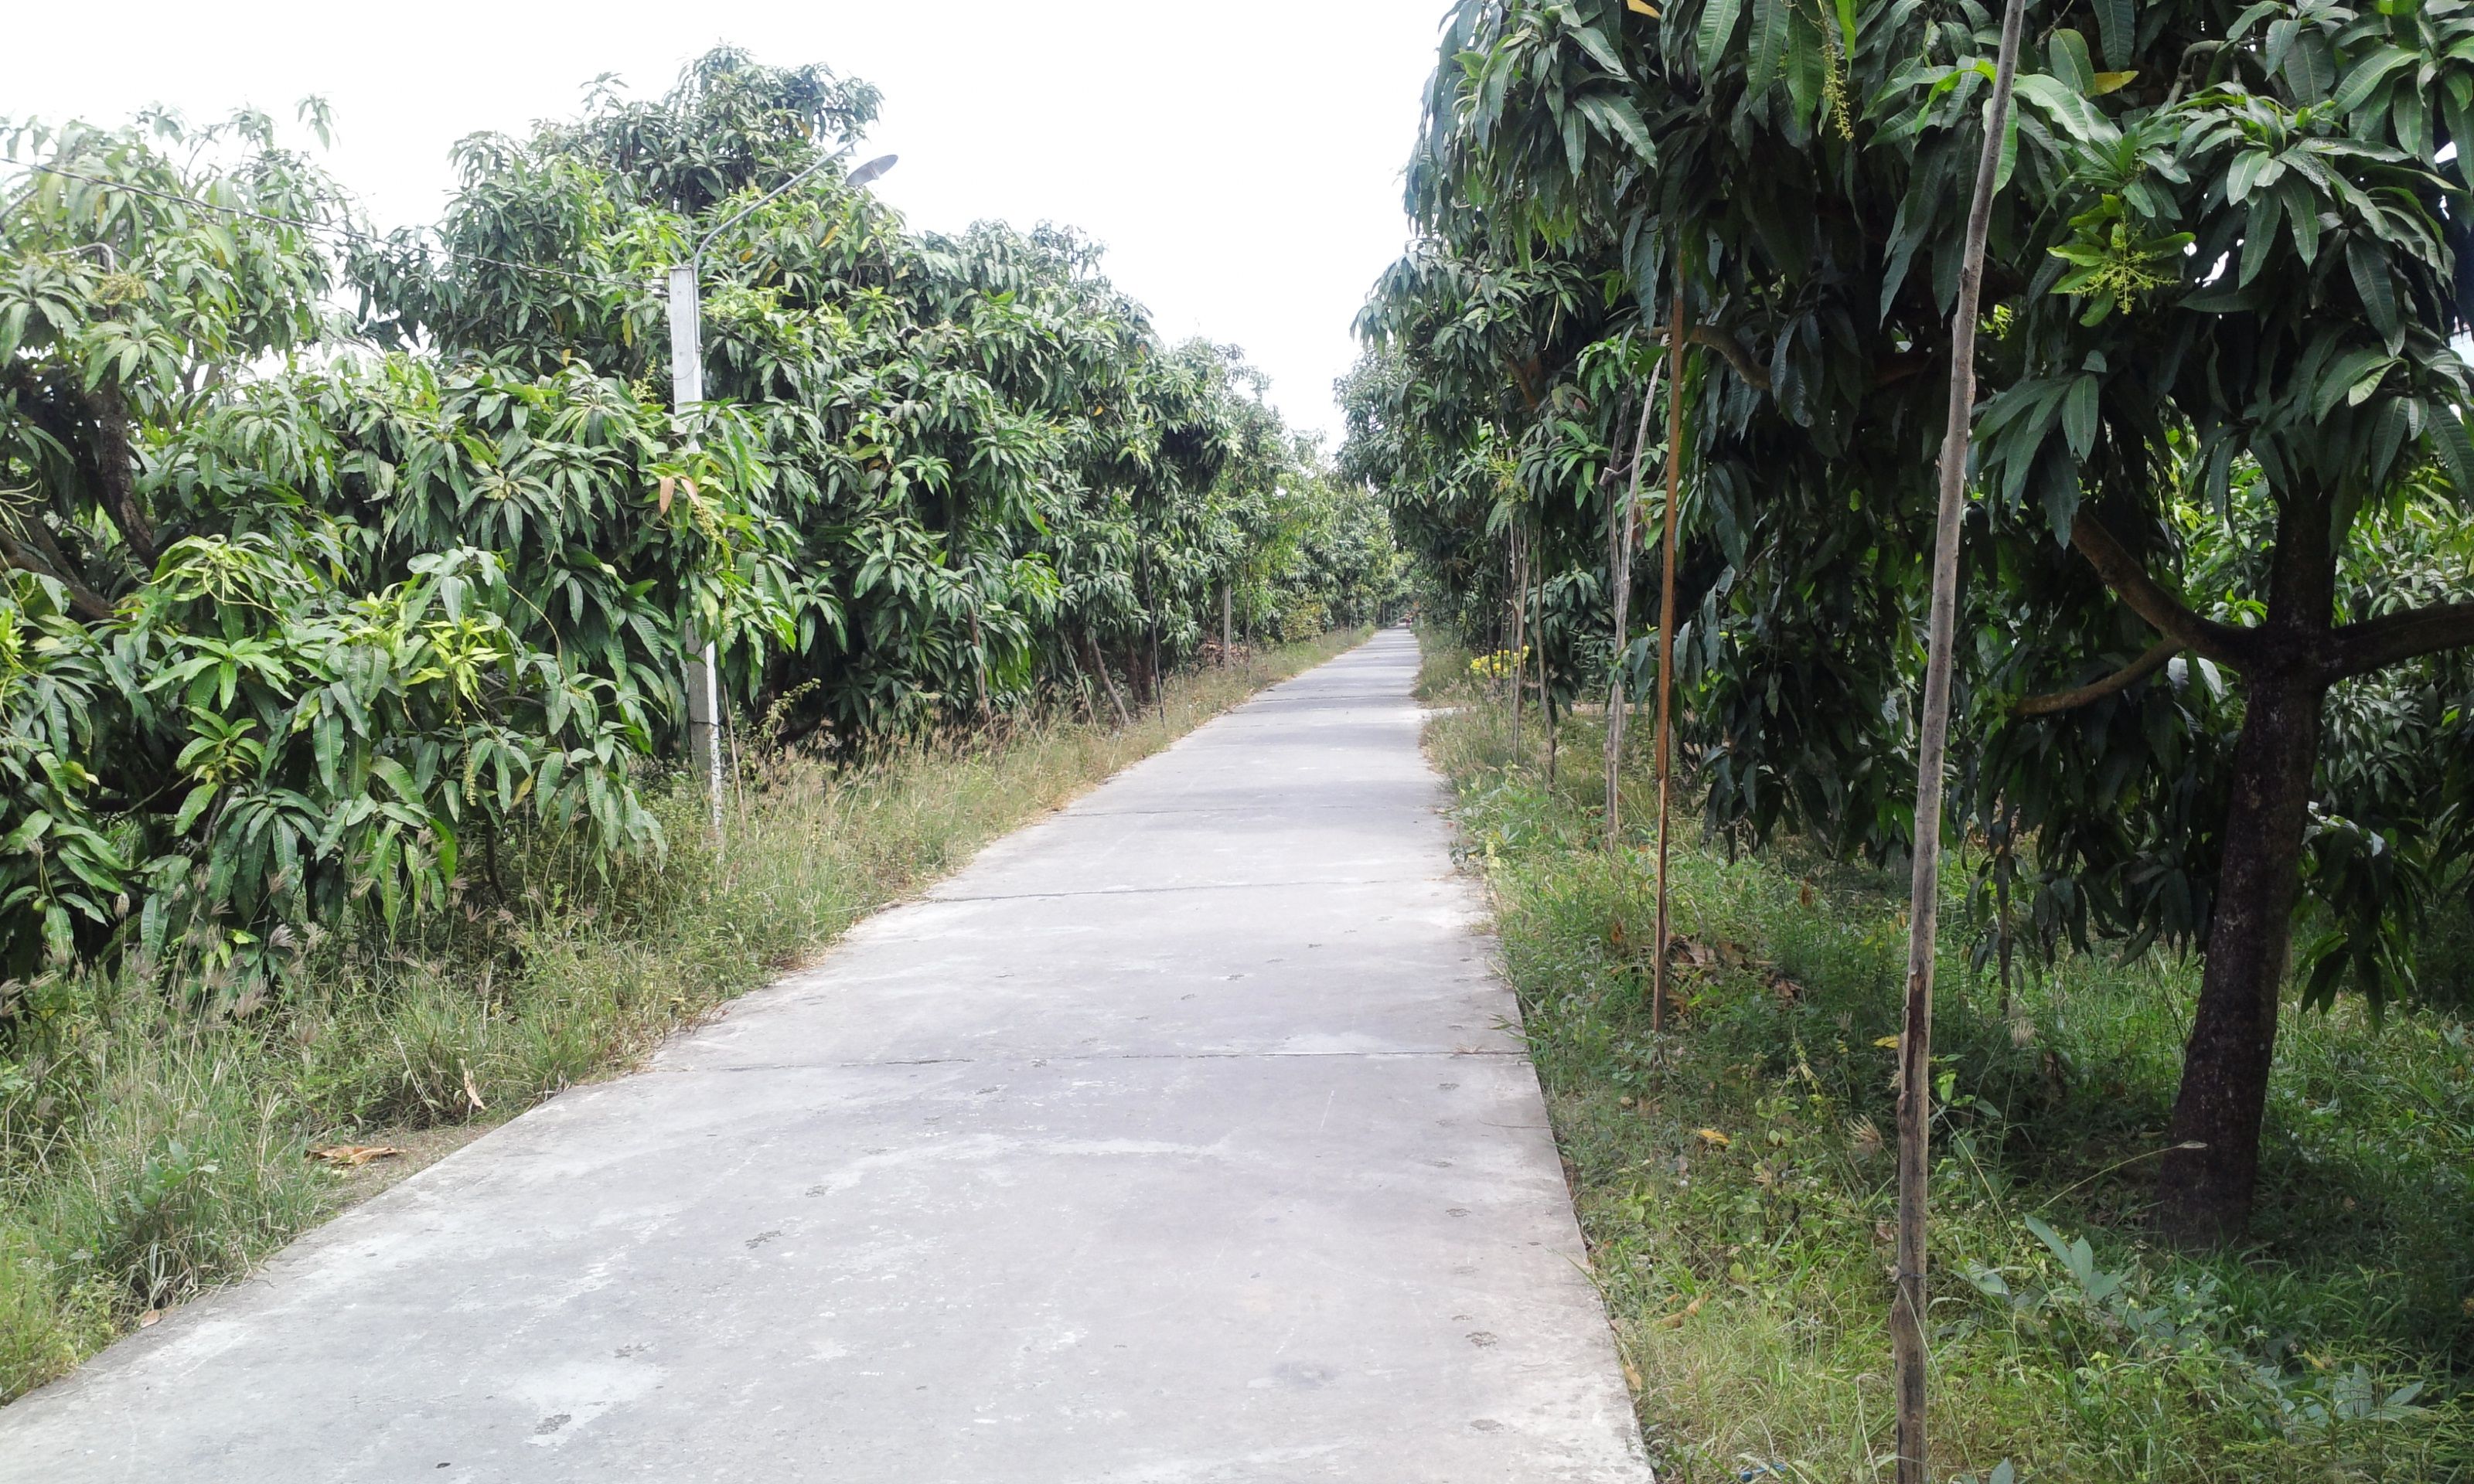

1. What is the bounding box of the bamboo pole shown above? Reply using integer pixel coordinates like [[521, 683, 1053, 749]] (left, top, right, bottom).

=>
[[1651, 293, 1687, 1033], [1605, 366, 1660, 845], [1893, 2, 2026, 1479]]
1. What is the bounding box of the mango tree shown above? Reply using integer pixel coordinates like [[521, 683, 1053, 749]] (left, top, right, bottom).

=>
[[1364, 0, 2474, 1241]]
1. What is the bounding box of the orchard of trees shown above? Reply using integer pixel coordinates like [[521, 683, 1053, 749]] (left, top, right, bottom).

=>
[[1346, 0, 2474, 1247], [0, 51, 1402, 1001]]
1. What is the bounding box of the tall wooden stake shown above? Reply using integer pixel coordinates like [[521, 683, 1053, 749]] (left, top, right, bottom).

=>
[[1651, 293, 1687, 1033], [1605, 364, 1661, 846], [1894, 2, 2026, 1479], [1533, 546, 1554, 784], [1508, 522, 1528, 757]]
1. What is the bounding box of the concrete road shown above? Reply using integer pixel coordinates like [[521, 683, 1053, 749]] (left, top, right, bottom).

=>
[[1, 629, 1650, 1482]]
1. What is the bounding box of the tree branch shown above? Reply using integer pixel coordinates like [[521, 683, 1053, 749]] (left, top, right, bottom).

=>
[[82, 383, 157, 568], [2326, 600, 2474, 680], [0, 529, 116, 622], [1686, 325, 1770, 391], [2068, 510, 2255, 668], [2012, 638, 2182, 716]]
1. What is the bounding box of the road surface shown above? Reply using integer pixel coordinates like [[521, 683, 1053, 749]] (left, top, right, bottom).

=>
[[1, 628, 1649, 1482]]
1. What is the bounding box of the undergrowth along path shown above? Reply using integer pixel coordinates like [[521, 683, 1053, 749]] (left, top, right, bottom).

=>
[[0, 628, 1647, 1482]]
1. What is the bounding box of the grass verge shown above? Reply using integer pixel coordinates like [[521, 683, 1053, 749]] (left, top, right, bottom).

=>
[[0, 629, 1367, 1401], [1419, 632, 2472, 1482]]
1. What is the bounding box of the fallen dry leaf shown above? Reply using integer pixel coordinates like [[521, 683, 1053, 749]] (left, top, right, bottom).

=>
[[1695, 1128, 1732, 1149], [138, 1309, 162, 1328], [462, 1060, 488, 1112], [308, 1144, 407, 1167]]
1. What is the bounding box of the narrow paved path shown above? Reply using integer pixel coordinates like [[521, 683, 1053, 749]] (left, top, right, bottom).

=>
[[2, 630, 1648, 1482]]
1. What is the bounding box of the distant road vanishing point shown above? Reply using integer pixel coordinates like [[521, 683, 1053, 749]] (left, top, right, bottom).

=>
[[1, 629, 1651, 1482]]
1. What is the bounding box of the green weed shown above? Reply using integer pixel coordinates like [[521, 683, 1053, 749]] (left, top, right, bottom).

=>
[[1424, 632, 2473, 1482]]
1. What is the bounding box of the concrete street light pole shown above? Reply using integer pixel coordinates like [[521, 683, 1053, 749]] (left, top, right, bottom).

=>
[[667, 150, 897, 835]]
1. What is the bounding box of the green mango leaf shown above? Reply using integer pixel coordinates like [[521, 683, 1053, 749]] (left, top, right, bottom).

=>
[[1745, 0, 1792, 99], [2047, 29, 2096, 95], [2062, 375, 2101, 458], [1698, 0, 1746, 70], [2331, 46, 2414, 114], [2095, 0, 2135, 68]]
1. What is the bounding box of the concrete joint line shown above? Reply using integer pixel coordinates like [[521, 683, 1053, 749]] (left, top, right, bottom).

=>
[[927, 874, 1442, 904], [686, 1047, 1528, 1075]]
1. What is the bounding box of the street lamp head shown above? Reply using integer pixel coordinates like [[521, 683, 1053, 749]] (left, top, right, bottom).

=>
[[847, 154, 898, 190]]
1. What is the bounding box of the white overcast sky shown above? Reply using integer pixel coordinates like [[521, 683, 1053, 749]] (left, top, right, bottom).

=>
[[7, 0, 1450, 447]]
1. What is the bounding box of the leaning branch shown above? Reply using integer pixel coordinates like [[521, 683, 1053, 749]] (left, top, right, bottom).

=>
[[0, 529, 116, 622], [2327, 600, 2474, 680], [1685, 325, 1770, 392], [2012, 638, 2181, 716], [2068, 511, 2253, 668]]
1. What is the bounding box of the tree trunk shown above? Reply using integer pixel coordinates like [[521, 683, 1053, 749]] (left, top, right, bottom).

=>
[[1082, 630, 1132, 727], [86, 384, 158, 568], [2158, 491, 2336, 1245], [1222, 581, 1232, 666], [966, 604, 993, 723], [2158, 671, 2322, 1243]]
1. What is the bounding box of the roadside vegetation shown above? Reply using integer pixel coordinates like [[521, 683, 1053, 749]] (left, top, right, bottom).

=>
[[1421, 633, 2472, 1481], [0, 628, 1363, 1399], [0, 42, 1404, 1401], [1351, 0, 2474, 1258], [1, 46, 1403, 998]]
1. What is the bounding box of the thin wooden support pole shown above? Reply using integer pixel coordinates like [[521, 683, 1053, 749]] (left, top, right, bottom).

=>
[[1532, 539, 1552, 783], [1606, 360, 1662, 846], [1894, 1, 2026, 1477], [1508, 523, 1528, 757], [1651, 293, 1687, 1034]]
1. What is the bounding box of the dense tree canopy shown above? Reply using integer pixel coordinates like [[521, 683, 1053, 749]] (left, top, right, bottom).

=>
[[1, 49, 1402, 995], [1347, 0, 2474, 1238]]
